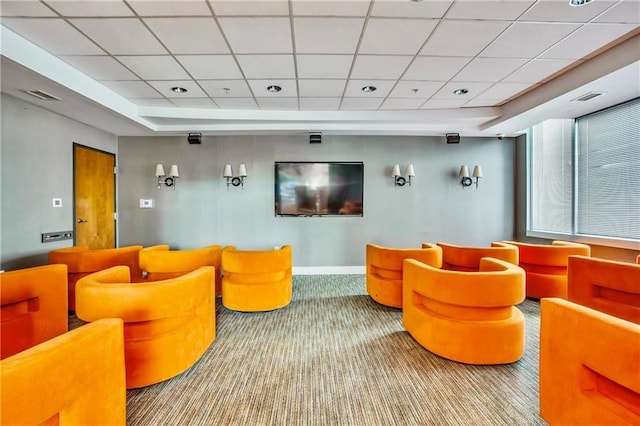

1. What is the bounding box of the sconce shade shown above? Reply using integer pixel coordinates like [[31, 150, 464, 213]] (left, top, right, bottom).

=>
[[155, 164, 166, 177], [405, 164, 415, 177], [238, 164, 247, 177], [168, 165, 179, 178], [459, 165, 470, 178], [391, 164, 401, 177], [223, 164, 233, 178], [472, 165, 483, 178]]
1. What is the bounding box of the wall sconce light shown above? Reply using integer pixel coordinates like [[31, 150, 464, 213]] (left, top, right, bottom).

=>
[[155, 164, 179, 189], [391, 164, 415, 186], [223, 164, 247, 188], [459, 165, 482, 188]]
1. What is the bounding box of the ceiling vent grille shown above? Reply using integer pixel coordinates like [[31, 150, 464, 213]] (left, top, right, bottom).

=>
[[24, 90, 62, 101], [571, 92, 604, 102]]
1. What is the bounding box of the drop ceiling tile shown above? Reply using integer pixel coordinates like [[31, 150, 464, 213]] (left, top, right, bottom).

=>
[[147, 80, 208, 98], [540, 23, 639, 59], [294, 17, 365, 54], [350, 55, 413, 80], [520, 0, 617, 23], [256, 97, 299, 110], [130, 98, 175, 107], [480, 22, 581, 58], [296, 55, 354, 79], [474, 82, 532, 100], [403, 56, 472, 81], [343, 80, 395, 97], [502, 58, 576, 83], [100, 80, 162, 98], [144, 18, 229, 54], [176, 55, 243, 80], [43, 0, 134, 17], [236, 55, 296, 79], [420, 20, 510, 57], [60, 55, 138, 80], [420, 99, 467, 109], [454, 58, 528, 82], [2, 18, 103, 55], [594, 1, 640, 23], [171, 98, 218, 108], [199, 80, 252, 97], [70, 18, 167, 55], [116, 56, 190, 80], [128, 0, 213, 16], [370, 0, 452, 18], [291, 0, 370, 17], [298, 80, 346, 97], [433, 82, 493, 99], [446, 1, 534, 20], [389, 81, 444, 98], [210, 0, 289, 16], [218, 17, 292, 54], [359, 19, 437, 55], [299, 97, 342, 110], [213, 98, 259, 109], [380, 98, 426, 110], [247, 80, 297, 97], [0, 1, 56, 16], [340, 98, 384, 110]]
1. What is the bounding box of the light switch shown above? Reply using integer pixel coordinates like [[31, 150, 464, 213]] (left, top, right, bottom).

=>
[[52, 198, 62, 207], [140, 199, 154, 208]]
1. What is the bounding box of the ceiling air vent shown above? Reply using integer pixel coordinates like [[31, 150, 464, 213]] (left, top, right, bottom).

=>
[[571, 92, 604, 102], [24, 90, 62, 101]]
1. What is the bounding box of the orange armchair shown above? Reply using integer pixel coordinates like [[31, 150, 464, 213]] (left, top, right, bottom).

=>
[[222, 245, 292, 312], [1, 318, 126, 425], [48, 245, 143, 310], [437, 241, 518, 271], [366, 243, 442, 308], [139, 244, 223, 295], [503, 240, 591, 299], [567, 255, 640, 324], [75, 265, 215, 388], [540, 298, 640, 425], [403, 257, 526, 364], [1, 265, 68, 359]]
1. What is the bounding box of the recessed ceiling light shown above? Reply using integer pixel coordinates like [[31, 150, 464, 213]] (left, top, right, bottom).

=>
[[453, 88, 469, 95], [171, 86, 187, 94], [569, 0, 593, 6], [362, 85, 377, 93], [267, 85, 282, 93], [410, 0, 424, 2]]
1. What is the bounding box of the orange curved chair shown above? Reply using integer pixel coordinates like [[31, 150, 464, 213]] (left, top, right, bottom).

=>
[[637, 254, 639, 264], [75, 265, 215, 388], [1, 318, 126, 426], [437, 241, 518, 271], [1, 264, 68, 359], [139, 244, 223, 296], [48, 245, 143, 310], [366, 243, 442, 308], [567, 255, 640, 324], [540, 298, 640, 425], [503, 240, 591, 299], [222, 245, 292, 312], [403, 257, 526, 364]]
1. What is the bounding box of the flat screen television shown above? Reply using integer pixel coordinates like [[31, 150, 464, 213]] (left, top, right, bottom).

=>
[[275, 162, 364, 217]]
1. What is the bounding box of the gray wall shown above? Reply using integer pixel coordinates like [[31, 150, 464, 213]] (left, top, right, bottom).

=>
[[118, 134, 516, 269], [1, 94, 117, 270]]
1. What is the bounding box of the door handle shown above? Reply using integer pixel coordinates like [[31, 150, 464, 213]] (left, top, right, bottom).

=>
[[76, 218, 87, 223]]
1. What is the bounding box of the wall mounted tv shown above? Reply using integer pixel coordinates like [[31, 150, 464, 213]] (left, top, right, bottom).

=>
[[275, 162, 364, 217]]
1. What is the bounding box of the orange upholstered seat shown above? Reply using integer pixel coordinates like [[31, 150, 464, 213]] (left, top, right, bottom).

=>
[[437, 241, 518, 271], [1, 318, 126, 425], [540, 298, 640, 425], [48, 245, 143, 310], [366, 243, 442, 308], [1, 265, 68, 360], [75, 265, 215, 388], [222, 245, 292, 312], [503, 240, 591, 299], [139, 244, 223, 296], [567, 255, 640, 324], [403, 257, 526, 364]]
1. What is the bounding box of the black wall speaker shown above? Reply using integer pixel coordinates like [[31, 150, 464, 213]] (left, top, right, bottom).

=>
[[309, 132, 322, 144], [446, 133, 460, 144], [187, 133, 202, 144]]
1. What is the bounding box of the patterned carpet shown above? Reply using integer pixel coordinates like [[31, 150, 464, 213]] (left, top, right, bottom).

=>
[[72, 275, 546, 426]]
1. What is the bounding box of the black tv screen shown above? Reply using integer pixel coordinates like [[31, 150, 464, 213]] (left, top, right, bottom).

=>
[[275, 162, 364, 216]]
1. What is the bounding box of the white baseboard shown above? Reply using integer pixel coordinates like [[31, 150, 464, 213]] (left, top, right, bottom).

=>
[[293, 266, 365, 275]]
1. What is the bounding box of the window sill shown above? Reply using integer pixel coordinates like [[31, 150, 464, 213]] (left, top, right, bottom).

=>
[[526, 230, 640, 251]]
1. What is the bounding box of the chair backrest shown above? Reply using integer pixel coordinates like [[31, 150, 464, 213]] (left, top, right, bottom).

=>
[[366, 243, 442, 280], [503, 240, 591, 267], [1, 264, 68, 359], [222, 245, 292, 283], [437, 242, 518, 271]]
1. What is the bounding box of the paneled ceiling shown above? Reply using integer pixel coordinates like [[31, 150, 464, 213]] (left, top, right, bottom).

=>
[[1, 0, 639, 137]]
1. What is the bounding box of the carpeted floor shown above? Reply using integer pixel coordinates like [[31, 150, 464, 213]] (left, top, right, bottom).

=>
[[72, 275, 546, 426]]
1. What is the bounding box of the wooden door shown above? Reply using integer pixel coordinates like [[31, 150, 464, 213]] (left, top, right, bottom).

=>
[[74, 144, 116, 249]]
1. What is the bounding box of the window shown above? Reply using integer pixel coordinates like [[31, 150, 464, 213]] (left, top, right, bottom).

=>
[[528, 98, 640, 247]]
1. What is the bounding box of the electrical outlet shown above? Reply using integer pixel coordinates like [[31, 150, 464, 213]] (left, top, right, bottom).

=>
[[52, 198, 62, 207], [139, 199, 154, 208]]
